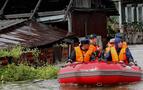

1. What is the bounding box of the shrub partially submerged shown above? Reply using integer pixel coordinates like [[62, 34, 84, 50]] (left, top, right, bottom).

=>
[[0, 64, 59, 82]]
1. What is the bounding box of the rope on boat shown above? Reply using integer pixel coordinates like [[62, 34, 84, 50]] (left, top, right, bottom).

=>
[[96, 82, 102, 87]]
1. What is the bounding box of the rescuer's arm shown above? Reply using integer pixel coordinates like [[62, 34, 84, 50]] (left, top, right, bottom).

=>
[[126, 48, 134, 62], [105, 51, 112, 61], [92, 46, 102, 59], [100, 50, 106, 60], [90, 53, 96, 61], [68, 50, 76, 63]]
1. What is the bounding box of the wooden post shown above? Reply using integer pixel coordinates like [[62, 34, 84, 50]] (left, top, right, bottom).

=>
[[68, 44, 72, 59], [118, 0, 122, 29], [0, 0, 9, 19], [68, 13, 72, 32], [64, 0, 73, 20], [29, 0, 42, 19], [0, 0, 9, 15], [84, 20, 88, 36]]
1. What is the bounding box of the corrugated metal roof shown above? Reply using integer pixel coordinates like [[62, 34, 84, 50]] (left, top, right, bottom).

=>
[[0, 20, 72, 48], [0, 19, 26, 30]]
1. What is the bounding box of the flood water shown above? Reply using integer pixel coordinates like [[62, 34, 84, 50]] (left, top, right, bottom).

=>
[[0, 45, 143, 90]]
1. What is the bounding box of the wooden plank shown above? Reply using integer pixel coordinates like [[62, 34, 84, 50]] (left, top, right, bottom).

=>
[[5, 10, 65, 19]]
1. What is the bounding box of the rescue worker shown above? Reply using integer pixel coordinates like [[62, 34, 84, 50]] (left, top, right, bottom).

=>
[[68, 39, 94, 63], [105, 38, 134, 64], [86, 34, 102, 60], [115, 33, 128, 48], [104, 38, 115, 56]]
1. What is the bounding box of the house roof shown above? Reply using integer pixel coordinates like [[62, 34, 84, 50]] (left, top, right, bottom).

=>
[[5, 10, 65, 19], [0, 19, 73, 48], [0, 19, 26, 30]]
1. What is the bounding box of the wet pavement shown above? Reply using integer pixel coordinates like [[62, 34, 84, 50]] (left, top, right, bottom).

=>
[[0, 45, 143, 90]]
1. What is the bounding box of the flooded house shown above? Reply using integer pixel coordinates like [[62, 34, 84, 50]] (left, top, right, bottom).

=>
[[0, 19, 73, 65], [0, 0, 72, 65], [66, 0, 118, 46], [0, 0, 118, 64]]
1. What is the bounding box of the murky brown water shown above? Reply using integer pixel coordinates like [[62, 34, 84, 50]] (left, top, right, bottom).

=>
[[0, 45, 143, 90]]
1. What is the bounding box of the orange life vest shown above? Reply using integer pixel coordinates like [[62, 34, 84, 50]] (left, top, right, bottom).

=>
[[89, 44, 97, 52], [110, 47, 127, 63], [74, 46, 93, 62], [105, 43, 114, 55], [105, 47, 110, 55], [105, 43, 111, 54], [89, 44, 101, 59]]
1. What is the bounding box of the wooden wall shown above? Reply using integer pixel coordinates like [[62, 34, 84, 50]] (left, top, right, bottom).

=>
[[18, 46, 68, 65], [39, 46, 68, 64], [71, 12, 108, 46]]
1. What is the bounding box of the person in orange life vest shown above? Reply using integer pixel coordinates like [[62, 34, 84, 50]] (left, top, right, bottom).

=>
[[104, 38, 115, 57], [86, 34, 102, 60], [68, 39, 94, 63], [105, 38, 134, 64], [115, 33, 127, 48]]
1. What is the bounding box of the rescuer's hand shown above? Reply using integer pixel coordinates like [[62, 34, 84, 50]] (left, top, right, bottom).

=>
[[119, 61, 124, 64], [67, 59, 73, 63], [129, 62, 135, 66], [66, 62, 72, 65], [97, 47, 102, 51], [134, 61, 138, 66], [66, 59, 73, 64]]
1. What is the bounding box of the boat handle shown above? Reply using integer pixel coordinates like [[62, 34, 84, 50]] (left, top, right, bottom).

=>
[[96, 82, 103, 87]]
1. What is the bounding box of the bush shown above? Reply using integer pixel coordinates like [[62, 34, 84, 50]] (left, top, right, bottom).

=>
[[107, 16, 119, 35], [36, 66, 59, 79], [10, 45, 23, 59], [0, 64, 59, 82], [0, 49, 10, 58]]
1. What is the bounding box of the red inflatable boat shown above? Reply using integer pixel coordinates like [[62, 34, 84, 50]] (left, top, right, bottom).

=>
[[58, 61, 142, 85]]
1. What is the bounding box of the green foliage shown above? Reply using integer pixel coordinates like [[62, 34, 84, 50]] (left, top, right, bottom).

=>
[[0, 64, 59, 82], [22, 47, 40, 59], [0, 46, 23, 58], [0, 49, 10, 58], [124, 22, 143, 32], [31, 48, 40, 58], [0, 45, 41, 64], [10, 46, 23, 58], [36, 66, 59, 79], [0, 46, 59, 82], [107, 16, 119, 34]]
